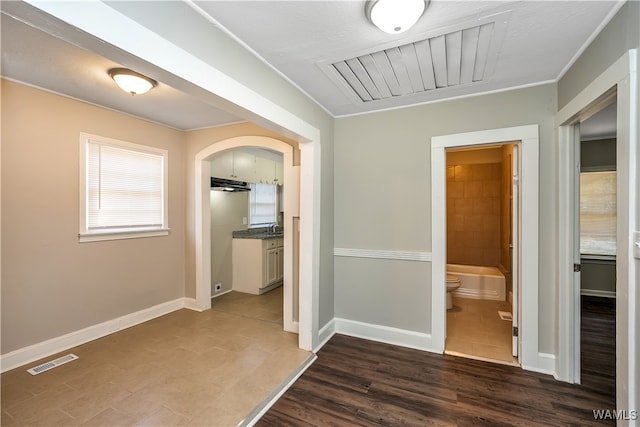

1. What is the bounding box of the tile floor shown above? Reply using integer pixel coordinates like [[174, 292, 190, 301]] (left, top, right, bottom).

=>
[[1, 286, 310, 426], [445, 295, 517, 364]]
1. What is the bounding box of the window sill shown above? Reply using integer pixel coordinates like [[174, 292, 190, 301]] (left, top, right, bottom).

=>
[[79, 228, 170, 243]]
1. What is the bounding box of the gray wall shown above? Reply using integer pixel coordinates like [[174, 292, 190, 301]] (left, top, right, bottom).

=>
[[558, 0, 640, 413], [558, 1, 640, 109], [334, 84, 557, 351]]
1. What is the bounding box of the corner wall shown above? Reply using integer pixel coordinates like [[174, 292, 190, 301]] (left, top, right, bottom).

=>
[[1, 80, 186, 354], [334, 84, 557, 352]]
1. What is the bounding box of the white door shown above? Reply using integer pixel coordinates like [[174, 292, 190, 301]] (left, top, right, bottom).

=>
[[512, 144, 520, 357]]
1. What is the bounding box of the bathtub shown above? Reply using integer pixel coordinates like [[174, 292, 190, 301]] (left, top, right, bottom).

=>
[[447, 264, 506, 301]]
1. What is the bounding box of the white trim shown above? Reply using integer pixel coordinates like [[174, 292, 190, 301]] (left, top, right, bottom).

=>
[[334, 318, 435, 353], [194, 136, 313, 350], [79, 229, 170, 243], [78, 132, 169, 242], [315, 319, 336, 353], [454, 288, 504, 301], [243, 354, 318, 427], [333, 248, 432, 262], [524, 353, 556, 377], [555, 1, 627, 82], [581, 289, 617, 299], [431, 125, 540, 372], [183, 297, 202, 312], [1, 298, 192, 373], [211, 289, 233, 299], [555, 50, 636, 409], [335, 80, 555, 119]]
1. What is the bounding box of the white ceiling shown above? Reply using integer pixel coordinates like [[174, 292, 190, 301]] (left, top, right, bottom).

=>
[[1, 1, 623, 132]]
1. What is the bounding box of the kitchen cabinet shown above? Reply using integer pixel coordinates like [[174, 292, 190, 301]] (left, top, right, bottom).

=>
[[232, 237, 283, 294], [254, 156, 283, 185], [211, 151, 255, 182]]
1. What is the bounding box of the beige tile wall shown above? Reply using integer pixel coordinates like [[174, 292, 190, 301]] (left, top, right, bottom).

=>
[[447, 163, 501, 266]]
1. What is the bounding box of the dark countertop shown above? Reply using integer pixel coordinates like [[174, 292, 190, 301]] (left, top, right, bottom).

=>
[[232, 226, 283, 239], [233, 232, 283, 240]]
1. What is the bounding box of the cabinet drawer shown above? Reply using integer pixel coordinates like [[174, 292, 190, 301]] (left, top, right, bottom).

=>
[[264, 239, 279, 249]]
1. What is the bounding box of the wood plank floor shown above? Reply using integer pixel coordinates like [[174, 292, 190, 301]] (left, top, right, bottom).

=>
[[258, 334, 616, 426], [581, 295, 616, 396]]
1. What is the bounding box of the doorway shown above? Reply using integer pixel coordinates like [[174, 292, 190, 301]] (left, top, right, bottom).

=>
[[195, 136, 303, 339], [443, 143, 520, 365], [572, 100, 618, 392], [431, 124, 541, 371]]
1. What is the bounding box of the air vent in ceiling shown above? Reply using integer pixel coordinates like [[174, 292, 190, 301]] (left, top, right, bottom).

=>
[[325, 20, 506, 104]]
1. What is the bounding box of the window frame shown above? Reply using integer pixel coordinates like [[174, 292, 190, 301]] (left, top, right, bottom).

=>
[[248, 182, 278, 227], [579, 167, 617, 257], [78, 133, 169, 242]]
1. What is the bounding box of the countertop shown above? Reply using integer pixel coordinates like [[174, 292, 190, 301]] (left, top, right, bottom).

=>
[[232, 226, 283, 240]]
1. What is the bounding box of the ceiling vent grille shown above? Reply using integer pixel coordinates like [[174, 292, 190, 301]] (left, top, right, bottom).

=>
[[328, 22, 500, 103]]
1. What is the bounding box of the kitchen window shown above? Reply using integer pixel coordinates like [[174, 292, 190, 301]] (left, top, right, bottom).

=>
[[79, 133, 169, 242], [580, 170, 616, 256], [249, 182, 277, 226]]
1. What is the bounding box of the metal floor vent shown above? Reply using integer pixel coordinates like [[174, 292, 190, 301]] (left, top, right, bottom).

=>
[[27, 354, 78, 375], [327, 20, 505, 103]]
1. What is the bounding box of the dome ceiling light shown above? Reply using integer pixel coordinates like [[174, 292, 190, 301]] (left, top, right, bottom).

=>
[[365, 0, 429, 34], [108, 68, 157, 96]]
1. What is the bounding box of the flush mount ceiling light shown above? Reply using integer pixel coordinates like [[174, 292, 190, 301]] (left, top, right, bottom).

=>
[[366, 0, 429, 34], [108, 68, 157, 95]]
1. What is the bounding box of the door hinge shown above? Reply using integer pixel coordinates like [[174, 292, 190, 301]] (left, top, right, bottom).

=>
[[512, 326, 519, 337], [574, 263, 581, 272]]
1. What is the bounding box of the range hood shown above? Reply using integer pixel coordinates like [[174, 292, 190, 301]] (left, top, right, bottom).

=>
[[211, 177, 251, 192]]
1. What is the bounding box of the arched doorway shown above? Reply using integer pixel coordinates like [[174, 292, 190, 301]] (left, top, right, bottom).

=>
[[194, 136, 312, 349]]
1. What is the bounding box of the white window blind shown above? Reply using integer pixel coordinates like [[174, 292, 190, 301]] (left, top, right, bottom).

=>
[[249, 183, 277, 226], [80, 134, 168, 242], [580, 171, 616, 256]]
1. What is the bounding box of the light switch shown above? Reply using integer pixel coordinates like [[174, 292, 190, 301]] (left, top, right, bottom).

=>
[[634, 231, 640, 259], [242, 217, 248, 225]]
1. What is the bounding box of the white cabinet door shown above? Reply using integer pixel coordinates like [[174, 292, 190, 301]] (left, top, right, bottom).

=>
[[255, 156, 274, 184], [264, 247, 280, 286], [275, 161, 283, 186], [233, 151, 255, 182], [210, 151, 234, 179]]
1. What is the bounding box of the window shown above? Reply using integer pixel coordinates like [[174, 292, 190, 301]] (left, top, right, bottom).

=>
[[79, 133, 169, 242], [580, 170, 616, 256], [249, 182, 277, 226]]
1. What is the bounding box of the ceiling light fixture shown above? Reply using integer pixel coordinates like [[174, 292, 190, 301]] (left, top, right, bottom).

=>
[[366, 0, 429, 34], [108, 68, 157, 95]]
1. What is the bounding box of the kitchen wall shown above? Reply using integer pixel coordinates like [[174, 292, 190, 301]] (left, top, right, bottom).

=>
[[210, 191, 249, 295], [1, 79, 186, 353], [334, 83, 557, 352]]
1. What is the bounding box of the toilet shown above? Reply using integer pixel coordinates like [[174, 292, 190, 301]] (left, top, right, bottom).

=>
[[446, 274, 461, 310]]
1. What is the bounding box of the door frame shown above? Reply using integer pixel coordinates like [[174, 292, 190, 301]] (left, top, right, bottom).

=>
[[431, 125, 540, 370], [196, 136, 299, 333], [556, 50, 637, 416]]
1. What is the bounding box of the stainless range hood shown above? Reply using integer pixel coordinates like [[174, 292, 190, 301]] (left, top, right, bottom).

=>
[[211, 177, 251, 192]]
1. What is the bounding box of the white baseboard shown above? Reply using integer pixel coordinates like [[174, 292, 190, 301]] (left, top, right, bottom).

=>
[[523, 352, 556, 376], [315, 319, 336, 353], [581, 289, 616, 298], [183, 297, 206, 311], [334, 318, 435, 353], [1, 297, 193, 373]]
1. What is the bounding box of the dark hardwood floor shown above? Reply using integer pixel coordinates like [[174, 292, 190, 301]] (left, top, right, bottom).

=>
[[581, 295, 616, 396], [258, 334, 615, 426]]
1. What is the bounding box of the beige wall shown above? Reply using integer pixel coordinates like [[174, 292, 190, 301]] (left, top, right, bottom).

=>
[[1, 80, 186, 353], [334, 84, 557, 347], [446, 161, 501, 267]]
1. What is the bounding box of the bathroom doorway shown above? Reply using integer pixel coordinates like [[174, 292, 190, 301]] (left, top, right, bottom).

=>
[[443, 143, 520, 365]]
